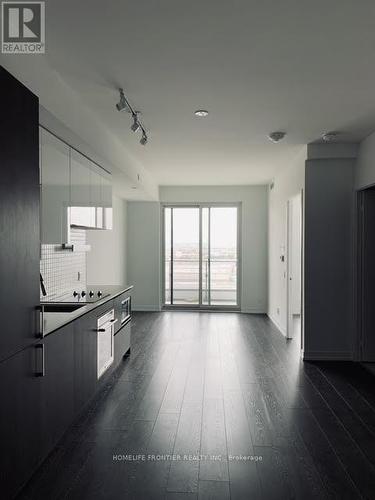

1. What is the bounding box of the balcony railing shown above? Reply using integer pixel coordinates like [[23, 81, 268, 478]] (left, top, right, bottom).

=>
[[164, 258, 238, 305]]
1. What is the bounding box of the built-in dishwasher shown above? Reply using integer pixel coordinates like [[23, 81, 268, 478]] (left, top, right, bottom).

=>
[[96, 308, 116, 378]]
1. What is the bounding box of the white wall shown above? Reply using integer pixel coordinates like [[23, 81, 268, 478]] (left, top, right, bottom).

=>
[[160, 185, 268, 313], [268, 152, 305, 335], [86, 196, 127, 286], [356, 131, 375, 189], [127, 201, 161, 311], [126, 186, 268, 312]]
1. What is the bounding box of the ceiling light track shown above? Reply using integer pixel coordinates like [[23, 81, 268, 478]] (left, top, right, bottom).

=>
[[116, 88, 149, 146]]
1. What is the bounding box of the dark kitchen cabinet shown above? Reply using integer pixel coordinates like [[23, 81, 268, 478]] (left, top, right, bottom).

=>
[[0, 66, 40, 362], [40, 324, 75, 457], [0, 346, 43, 499], [114, 322, 131, 365], [74, 311, 98, 414]]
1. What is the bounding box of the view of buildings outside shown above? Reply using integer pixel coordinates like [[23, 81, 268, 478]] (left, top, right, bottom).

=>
[[165, 206, 238, 305]]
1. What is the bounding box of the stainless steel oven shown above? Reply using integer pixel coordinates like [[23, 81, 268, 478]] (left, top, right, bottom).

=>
[[97, 308, 116, 378], [120, 296, 131, 325]]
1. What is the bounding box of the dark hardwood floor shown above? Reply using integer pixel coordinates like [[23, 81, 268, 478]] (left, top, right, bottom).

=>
[[18, 312, 375, 500]]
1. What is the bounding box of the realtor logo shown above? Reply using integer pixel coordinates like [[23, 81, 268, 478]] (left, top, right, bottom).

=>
[[1, 1, 45, 53]]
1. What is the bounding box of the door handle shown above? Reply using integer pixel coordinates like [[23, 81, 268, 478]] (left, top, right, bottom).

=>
[[35, 306, 44, 338], [35, 344, 45, 377]]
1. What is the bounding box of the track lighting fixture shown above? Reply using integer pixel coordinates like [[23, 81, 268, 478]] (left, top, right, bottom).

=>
[[131, 113, 140, 132], [116, 89, 130, 112], [115, 88, 149, 145], [140, 133, 147, 146]]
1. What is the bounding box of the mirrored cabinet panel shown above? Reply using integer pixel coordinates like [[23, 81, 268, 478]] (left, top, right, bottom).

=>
[[40, 129, 70, 244], [40, 126, 113, 242], [70, 149, 95, 229]]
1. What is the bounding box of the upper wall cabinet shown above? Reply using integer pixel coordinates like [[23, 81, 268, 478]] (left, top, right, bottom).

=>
[[40, 128, 113, 243], [69, 149, 113, 231], [40, 128, 70, 244], [70, 149, 94, 229]]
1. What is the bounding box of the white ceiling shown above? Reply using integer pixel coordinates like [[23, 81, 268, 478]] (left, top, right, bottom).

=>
[[4, 1, 375, 188]]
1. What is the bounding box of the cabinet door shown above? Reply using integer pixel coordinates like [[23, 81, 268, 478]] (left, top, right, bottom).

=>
[[102, 173, 113, 230], [86, 166, 112, 230], [74, 311, 97, 414], [0, 66, 40, 361], [70, 149, 95, 228], [114, 322, 131, 366], [0, 346, 42, 498], [90, 166, 103, 229], [40, 128, 70, 243], [40, 324, 74, 457]]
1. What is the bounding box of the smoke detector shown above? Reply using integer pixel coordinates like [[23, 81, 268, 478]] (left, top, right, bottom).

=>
[[322, 131, 340, 142], [268, 131, 286, 143]]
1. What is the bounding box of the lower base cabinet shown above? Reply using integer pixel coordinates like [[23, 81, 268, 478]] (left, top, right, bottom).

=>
[[40, 323, 75, 458], [114, 322, 131, 365], [74, 312, 97, 414], [0, 303, 131, 498], [0, 346, 42, 500]]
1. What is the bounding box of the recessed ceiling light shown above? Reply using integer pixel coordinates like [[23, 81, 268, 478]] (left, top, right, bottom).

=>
[[322, 131, 340, 142], [194, 110, 209, 117], [268, 131, 286, 143]]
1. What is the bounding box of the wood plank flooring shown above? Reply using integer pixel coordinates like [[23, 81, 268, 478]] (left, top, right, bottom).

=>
[[18, 312, 375, 500]]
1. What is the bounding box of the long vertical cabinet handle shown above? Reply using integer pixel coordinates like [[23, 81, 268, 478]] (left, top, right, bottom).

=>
[[35, 344, 45, 377], [36, 306, 44, 338]]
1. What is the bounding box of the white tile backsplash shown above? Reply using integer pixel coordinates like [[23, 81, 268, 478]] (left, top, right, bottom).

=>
[[40, 228, 87, 300]]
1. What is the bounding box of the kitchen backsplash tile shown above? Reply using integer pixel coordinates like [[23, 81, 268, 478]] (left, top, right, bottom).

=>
[[40, 229, 87, 300]]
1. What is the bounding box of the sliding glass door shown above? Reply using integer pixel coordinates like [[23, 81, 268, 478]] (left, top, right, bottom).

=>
[[163, 204, 240, 308]]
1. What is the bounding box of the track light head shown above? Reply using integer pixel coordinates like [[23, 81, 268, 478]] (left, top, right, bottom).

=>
[[116, 88, 130, 112], [131, 113, 140, 132], [140, 133, 148, 146], [116, 87, 148, 145]]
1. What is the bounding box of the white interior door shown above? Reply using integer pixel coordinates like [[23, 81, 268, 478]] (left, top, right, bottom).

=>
[[286, 194, 302, 339]]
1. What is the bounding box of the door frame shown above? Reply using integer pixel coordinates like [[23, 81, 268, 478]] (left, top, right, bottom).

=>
[[286, 191, 303, 340], [356, 189, 364, 361], [161, 202, 242, 310], [354, 186, 375, 361]]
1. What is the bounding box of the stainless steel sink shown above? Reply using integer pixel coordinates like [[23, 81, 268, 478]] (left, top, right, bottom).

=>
[[41, 304, 85, 313]]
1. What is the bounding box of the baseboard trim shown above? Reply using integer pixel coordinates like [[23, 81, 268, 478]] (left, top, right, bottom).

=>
[[302, 350, 353, 361], [132, 305, 161, 312], [241, 309, 267, 314], [268, 313, 287, 337]]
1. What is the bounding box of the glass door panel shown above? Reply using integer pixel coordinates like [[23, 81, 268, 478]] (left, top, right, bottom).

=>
[[201, 207, 209, 306], [163, 205, 239, 308], [164, 207, 172, 305], [210, 207, 238, 306], [172, 207, 200, 305]]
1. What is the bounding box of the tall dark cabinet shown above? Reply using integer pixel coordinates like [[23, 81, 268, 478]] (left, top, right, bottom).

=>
[[0, 66, 40, 362], [0, 66, 40, 498]]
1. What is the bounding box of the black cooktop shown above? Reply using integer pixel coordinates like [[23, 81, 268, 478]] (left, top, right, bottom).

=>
[[41, 289, 110, 305]]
